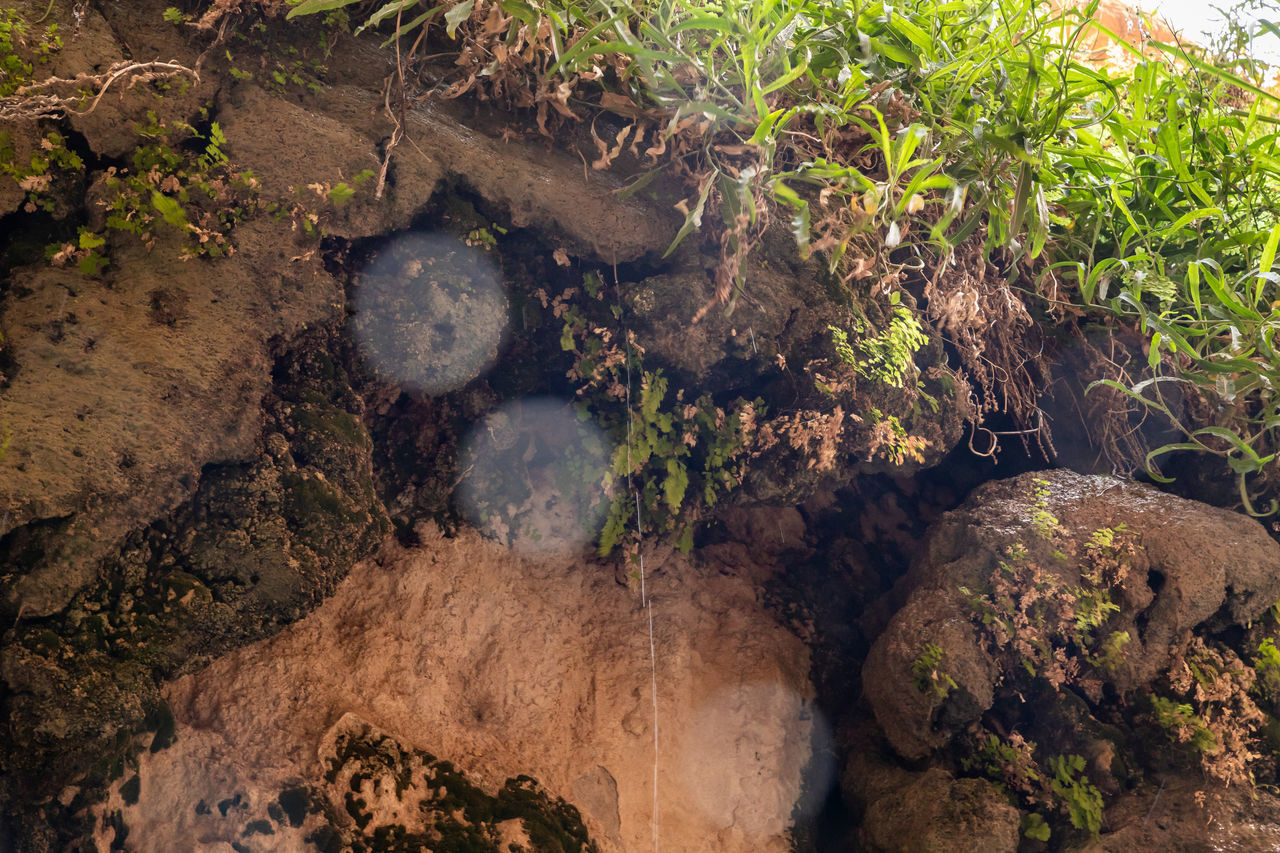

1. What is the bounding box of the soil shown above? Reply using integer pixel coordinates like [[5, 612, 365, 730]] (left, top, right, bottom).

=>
[[103, 525, 816, 853]]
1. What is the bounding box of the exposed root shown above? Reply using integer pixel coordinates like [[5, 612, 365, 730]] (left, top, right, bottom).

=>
[[924, 237, 1049, 456], [0, 60, 198, 122]]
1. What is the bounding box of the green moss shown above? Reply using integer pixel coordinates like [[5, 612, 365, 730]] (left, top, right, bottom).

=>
[[284, 472, 348, 519], [293, 406, 363, 447], [320, 725, 597, 852]]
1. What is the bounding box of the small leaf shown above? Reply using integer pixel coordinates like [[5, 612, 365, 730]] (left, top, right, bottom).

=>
[[328, 182, 356, 206], [150, 192, 188, 229], [663, 175, 714, 258], [444, 0, 475, 38], [884, 221, 901, 248], [663, 457, 688, 513], [286, 0, 362, 20]]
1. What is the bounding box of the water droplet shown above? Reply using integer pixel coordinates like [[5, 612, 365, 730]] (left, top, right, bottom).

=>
[[458, 398, 613, 557]]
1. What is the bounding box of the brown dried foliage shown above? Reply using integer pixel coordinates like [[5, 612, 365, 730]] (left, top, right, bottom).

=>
[[924, 236, 1048, 455], [1164, 634, 1268, 788]]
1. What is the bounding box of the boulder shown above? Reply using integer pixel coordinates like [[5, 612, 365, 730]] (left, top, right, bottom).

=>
[[863, 469, 1280, 761], [859, 767, 1020, 853], [101, 525, 818, 853]]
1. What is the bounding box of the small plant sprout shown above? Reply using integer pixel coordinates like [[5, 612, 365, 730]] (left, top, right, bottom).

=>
[[1021, 812, 1051, 842], [911, 642, 958, 701], [1253, 637, 1280, 703], [1028, 478, 1061, 541], [1049, 754, 1103, 837]]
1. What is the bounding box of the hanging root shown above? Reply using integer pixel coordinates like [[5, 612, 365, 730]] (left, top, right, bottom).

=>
[[0, 60, 199, 122]]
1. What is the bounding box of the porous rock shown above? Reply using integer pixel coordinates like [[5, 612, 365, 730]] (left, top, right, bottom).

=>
[[863, 469, 1280, 761], [0, 222, 342, 617], [859, 767, 1020, 853], [103, 525, 816, 853]]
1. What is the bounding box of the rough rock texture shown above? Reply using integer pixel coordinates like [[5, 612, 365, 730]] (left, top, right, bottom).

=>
[[613, 257, 970, 506], [215, 81, 446, 242], [98, 526, 816, 853], [863, 469, 1280, 761], [0, 3, 1134, 850], [177, 713, 601, 852], [0, 222, 342, 618], [0, 0, 693, 616], [859, 768, 1020, 853], [839, 719, 1019, 853], [1062, 776, 1280, 852], [0, 336, 388, 844]]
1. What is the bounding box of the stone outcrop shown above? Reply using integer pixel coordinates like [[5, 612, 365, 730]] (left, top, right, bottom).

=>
[[863, 470, 1280, 761], [93, 525, 817, 853], [1, 335, 388, 835]]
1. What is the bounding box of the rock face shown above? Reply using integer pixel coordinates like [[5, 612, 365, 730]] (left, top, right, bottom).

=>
[[0, 222, 343, 618], [96, 526, 817, 853], [860, 768, 1020, 853], [1064, 776, 1280, 852], [0, 335, 388, 827], [863, 469, 1280, 762], [16, 1, 1280, 850]]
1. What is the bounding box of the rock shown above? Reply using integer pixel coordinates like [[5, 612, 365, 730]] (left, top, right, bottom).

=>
[[1068, 776, 1280, 852], [173, 340, 390, 631], [862, 588, 1000, 760], [863, 469, 1280, 761], [0, 119, 40, 217], [0, 335, 388, 824], [0, 222, 343, 617], [99, 525, 817, 852], [859, 767, 1020, 853], [61, 2, 218, 160], [216, 83, 446, 240], [598, 256, 971, 507], [299, 74, 683, 260]]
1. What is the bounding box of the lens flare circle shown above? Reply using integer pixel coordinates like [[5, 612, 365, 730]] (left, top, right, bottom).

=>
[[672, 680, 835, 840], [458, 398, 612, 557], [352, 232, 509, 395]]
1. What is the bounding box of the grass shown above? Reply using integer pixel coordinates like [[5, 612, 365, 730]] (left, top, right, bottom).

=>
[[282, 0, 1280, 511]]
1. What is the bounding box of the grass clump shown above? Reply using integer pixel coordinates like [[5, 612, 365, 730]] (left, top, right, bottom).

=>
[[281, 0, 1280, 512]]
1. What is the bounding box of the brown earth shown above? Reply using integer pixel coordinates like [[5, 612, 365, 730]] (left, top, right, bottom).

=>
[[99, 524, 819, 853]]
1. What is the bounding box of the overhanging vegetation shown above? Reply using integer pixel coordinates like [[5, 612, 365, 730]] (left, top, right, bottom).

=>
[[281, 0, 1280, 510]]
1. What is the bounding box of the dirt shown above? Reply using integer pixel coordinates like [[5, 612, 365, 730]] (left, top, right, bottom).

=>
[[99, 524, 816, 853]]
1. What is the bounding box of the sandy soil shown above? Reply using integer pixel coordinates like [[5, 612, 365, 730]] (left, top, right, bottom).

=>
[[107, 524, 821, 852]]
